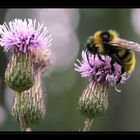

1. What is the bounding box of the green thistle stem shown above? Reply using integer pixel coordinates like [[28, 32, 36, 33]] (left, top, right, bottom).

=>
[[11, 71, 46, 131], [16, 93, 27, 131], [83, 118, 93, 131]]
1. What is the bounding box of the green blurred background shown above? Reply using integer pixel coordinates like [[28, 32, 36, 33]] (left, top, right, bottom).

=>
[[0, 8, 140, 131]]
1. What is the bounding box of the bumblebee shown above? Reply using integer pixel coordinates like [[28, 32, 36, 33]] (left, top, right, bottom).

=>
[[85, 30, 140, 82]]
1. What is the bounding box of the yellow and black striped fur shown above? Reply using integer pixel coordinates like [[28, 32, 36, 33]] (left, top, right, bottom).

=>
[[85, 30, 138, 82]]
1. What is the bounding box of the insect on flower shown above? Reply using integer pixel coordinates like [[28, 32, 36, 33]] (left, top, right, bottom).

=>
[[74, 51, 130, 92], [85, 30, 140, 83]]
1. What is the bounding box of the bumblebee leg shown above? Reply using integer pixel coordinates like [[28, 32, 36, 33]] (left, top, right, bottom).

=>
[[110, 54, 123, 73], [116, 76, 122, 84], [86, 50, 93, 68], [121, 66, 125, 75], [112, 54, 123, 65], [113, 54, 125, 74], [98, 54, 105, 62], [116, 67, 125, 83], [110, 58, 115, 72]]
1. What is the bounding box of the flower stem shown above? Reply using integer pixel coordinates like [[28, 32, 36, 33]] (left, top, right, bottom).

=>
[[26, 128, 32, 132], [16, 93, 27, 131], [83, 118, 93, 131]]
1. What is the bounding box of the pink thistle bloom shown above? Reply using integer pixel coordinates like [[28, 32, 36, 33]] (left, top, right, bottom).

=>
[[0, 19, 52, 53], [74, 50, 130, 92]]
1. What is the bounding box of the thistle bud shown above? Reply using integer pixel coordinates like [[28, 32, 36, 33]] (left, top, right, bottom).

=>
[[78, 80, 108, 119], [11, 72, 46, 129], [5, 51, 34, 93], [31, 46, 51, 72]]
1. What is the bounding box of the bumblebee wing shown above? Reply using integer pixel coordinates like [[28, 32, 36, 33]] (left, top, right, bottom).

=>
[[112, 38, 140, 52]]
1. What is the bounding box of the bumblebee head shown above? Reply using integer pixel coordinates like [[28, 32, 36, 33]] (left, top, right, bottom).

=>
[[85, 30, 119, 54], [85, 36, 97, 54], [93, 30, 119, 44]]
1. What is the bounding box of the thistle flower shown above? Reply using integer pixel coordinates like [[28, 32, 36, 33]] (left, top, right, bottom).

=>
[[0, 19, 52, 93], [0, 19, 52, 53], [11, 71, 46, 130], [74, 51, 130, 92], [74, 50, 131, 130]]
